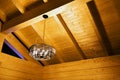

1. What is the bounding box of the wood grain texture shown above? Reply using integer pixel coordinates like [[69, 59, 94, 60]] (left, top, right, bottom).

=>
[[60, 0, 107, 58], [0, 9, 6, 22], [12, 0, 43, 13], [0, 0, 120, 66], [14, 26, 43, 48], [2, 0, 73, 33], [0, 0, 21, 21], [94, 0, 120, 54], [1, 0, 120, 79], [0, 52, 42, 80], [32, 17, 84, 62], [15, 26, 60, 65], [42, 55, 120, 80], [87, 1, 113, 55], [0, 52, 120, 80], [56, 14, 86, 59]]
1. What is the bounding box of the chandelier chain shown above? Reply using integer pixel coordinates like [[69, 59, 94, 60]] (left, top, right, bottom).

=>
[[43, 19, 46, 43]]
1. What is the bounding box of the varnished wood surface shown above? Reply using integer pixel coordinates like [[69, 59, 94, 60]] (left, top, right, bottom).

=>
[[60, 0, 108, 58], [0, 52, 42, 80], [0, 51, 120, 80], [12, 0, 44, 13], [0, 0, 120, 79], [32, 17, 84, 61], [1, 51, 120, 80], [94, 0, 120, 54], [42, 55, 120, 80], [56, 14, 86, 59], [1, 0, 73, 33]]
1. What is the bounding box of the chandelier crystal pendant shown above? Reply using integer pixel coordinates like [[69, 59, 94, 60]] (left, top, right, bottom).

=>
[[29, 15, 56, 61]]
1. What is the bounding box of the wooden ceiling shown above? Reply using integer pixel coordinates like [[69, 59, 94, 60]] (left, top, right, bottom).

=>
[[0, 0, 120, 66]]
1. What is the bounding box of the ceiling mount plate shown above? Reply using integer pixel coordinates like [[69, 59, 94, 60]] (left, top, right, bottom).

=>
[[43, 14, 48, 19]]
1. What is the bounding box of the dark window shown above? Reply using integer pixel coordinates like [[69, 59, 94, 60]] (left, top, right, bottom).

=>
[[2, 40, 24, 59]]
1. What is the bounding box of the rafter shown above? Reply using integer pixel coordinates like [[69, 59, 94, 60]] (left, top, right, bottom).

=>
[[2, 0, 73, 33], [0, 33, 6, 51], [55, 14, 86, 59], [87, 1, 114, 55], [11, 0, 25, 13], [0, 9, 6, 22]]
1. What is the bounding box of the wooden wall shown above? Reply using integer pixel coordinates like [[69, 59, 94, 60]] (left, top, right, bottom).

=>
[[42, 55, 120, 80], [1, 51, 120, 80], [1, 49, 120, 80], [0, 33, 43, 80], [0, 52, 43, 80]]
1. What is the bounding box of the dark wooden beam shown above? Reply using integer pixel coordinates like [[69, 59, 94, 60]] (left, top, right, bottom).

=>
[[56, 14, 87, 59], [0, 19, 4, 31], [2, 0, 73, 33], [87, 1, 114, 56]]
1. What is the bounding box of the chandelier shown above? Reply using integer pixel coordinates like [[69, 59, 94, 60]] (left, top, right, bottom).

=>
[[29, 15, 56, 61]]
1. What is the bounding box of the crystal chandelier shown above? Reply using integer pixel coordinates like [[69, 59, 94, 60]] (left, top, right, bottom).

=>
[[29, 15, 56, 61]]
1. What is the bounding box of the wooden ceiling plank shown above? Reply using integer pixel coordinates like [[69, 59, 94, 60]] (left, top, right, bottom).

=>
[[14, 30, 31, 48], [32, 17, 83, 62], [32, 23, 64, 64], [59, 0, 107, 58], [12, 32, 29, 50], [56, 14, 86, 59], [87, 1, 114, 56], [1, 0, 73, 33], [14, 26, 49, 66]]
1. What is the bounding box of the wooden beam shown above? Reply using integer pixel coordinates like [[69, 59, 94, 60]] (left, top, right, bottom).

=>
[[42, 55, 120, 80], [2, 0, 73, 33], [87, 1, 114, 55], [0, 9, 6, 22], [0, 33, 6, 51], [11, 0, 25, 14], [56, 14, 86, 59]]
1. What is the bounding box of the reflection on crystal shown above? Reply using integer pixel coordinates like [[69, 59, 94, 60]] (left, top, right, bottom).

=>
[[29, 43, 56, 60]]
